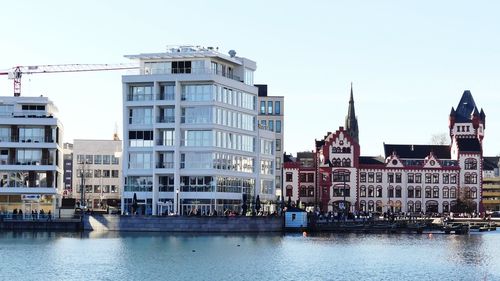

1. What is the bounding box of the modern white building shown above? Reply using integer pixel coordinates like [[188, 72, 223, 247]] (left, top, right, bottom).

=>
[[121, 45, 276, 216], [256, 84, 284, 199], [0, 96, 63, 216], [72, 139, 122, 210]]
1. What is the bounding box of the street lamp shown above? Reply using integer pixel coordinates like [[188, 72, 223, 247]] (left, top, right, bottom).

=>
[[176, 188, 180, 215]]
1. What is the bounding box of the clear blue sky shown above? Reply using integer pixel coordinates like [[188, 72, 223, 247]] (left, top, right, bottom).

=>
[[1, 0, 499, 156]]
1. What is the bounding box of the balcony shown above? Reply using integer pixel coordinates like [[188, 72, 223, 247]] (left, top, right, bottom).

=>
[[124, 185, 153, 192], [156, 162, 174, 169], [181, 185, 215, 192], [157, 116, 175, 123], [0, 136, 55, 143], [0, 159, 53, 166], [135, 67, 242, 82]]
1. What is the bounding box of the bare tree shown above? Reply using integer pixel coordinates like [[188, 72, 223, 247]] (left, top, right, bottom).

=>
[[430, 133, 449, 145]]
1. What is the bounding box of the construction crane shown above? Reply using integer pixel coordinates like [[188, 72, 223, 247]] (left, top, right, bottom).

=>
[[0, 63, 139, 97]]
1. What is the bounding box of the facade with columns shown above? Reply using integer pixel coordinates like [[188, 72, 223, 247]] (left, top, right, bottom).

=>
[[285, 89, 485, 214]]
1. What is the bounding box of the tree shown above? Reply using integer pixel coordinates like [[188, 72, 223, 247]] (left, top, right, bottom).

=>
[[451, 192, 477, 214], [430, 133, 449, 145]]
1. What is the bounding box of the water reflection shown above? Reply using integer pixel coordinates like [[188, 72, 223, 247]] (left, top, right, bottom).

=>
[[0, 231, 498, 280]]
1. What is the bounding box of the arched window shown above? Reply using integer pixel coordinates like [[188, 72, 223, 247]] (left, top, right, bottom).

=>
[[368, 186, 374, 197], [376, 186, 382, 198], [408, 186, 414, 198], [342, 147, 348, 153], [342, 158, 351, 167], [425, 186, 432, 198], [376, 200, 383, 213], [332, 170, 350, 182], [360, 200, 366, 212], [471, 187, 477, 199], [395, 200, 402, 212], [333, 184, 349, 197], [450, 187, 456, 198], [388, 186, 394, 198], [425, 200, 438, 213], [407, 200, 414, 212], [415, 186, 422, 198], [360, 186, 366, 197], [471, 173, 477, 184], [464, 173, 471, 184], [442, 187, 449, 198], [443, 201, 450, 213], [415, 201, 422, 212], [299, 185, 307, 197], [286, 185, 293, 197], [395, 186, 402, 198], [333, 158, 341, 167], [368, 200, 374, 212], [433, 186, 439, 198], [465, 158, 477, 170]]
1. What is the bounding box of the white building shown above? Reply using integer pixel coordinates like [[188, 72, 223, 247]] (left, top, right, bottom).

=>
[[0, 96, 63, 216], [72, 139, 122, 210], [121, 46, 276, 216]]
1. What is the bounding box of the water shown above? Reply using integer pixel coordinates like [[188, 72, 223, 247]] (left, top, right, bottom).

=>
[[1, 231, 499, 281]]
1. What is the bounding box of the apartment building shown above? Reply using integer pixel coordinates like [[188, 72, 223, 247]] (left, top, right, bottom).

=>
[[0, 96, 63, 215], [121, 46, 276, 216], [256, 84, 284, 199]]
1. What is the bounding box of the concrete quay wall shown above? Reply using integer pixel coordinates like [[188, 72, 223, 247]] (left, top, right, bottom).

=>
[[0, 220, 82, 231], [84, 215, 284, 232]]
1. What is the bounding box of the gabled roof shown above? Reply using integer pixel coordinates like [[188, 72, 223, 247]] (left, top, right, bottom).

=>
[[484, 157, 500, 171], [359, 156, 385, 165], [456, 138, 482, 153], [383, 144, 450, 159]]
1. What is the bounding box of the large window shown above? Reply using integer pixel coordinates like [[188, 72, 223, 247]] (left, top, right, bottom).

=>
[[125, 176, 153, 192], [181, 152, 213, 170], [183, 130, 212, 147], [275, 101, 281, 115], [129, 85, 153, 101], [16, 149, 42, 164], [19, 127, 44, 143], [465, 158, 477, 170], [159, 106, 175, 123], [181, 106, 211, 124], [128, 152, 152, 169], [182, 84, 213, 101], [129, 131, 153, 147], [159, 129, 175, 146], [129, 108, 153, 125], [332, 170, 350, 182]]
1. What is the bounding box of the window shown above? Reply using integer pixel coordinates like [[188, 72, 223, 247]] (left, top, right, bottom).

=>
[[275, 101, 281, 115], [395, 173, 402, 183], [471, 187, 477, 199], [388, 173, 394, 183], [388, 186, 394, 198], [129, 130, 154, 147], [129, 85, 153, 101], [128, 152, 152, 169], [129, 107, 153, 125], [443, 187, 449, 198], [268, 120, 274, 131], [425, 173, 432, 184], [368, 172, 374, 183], [332, 170, 350, 182], [368, 186, 374, 197], [260, 101, 266, 114], [433, 174, 439, 184], [433, 186, 439, 198], [408, 186, 414, 198], [160, 84, 175, 100], [450, 174, 457, 184], [94, 155, 102, 165], [285, 172, 293, 182], [465, 158, 477, 170], [376, 173, 382, 183], [159, 129, 175, 146], [112, 170, 119, 178], [360, 172, 366, 183], [103, 155, 111, 165], [450, 187, 456, 198], [181, 84, 213, 101], [407, 173, 414, 183], [395, 186, 402, 198], [415, 187, 422, 198], [286, 185, 293, 197], [275, 120, 282, 133], [299, 186, 307, 197], [360, 186, 366, 197], [172, 61, 191, 73], [443, 173, 449, 184], [415, 174, 422, 183], [376, 186, 382, 198], [267, 101, 273, 114], [425, 187, 432, 198], [276, 139, 282, 152]]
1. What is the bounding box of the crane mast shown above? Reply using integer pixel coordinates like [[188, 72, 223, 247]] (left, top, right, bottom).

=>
[[0, 63, 139, 96]]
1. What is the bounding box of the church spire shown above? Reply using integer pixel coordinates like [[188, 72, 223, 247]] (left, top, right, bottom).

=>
[[345, 82, 359, 144]]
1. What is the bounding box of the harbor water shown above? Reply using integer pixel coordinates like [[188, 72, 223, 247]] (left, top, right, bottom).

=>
[[0, 231, 499, 281]]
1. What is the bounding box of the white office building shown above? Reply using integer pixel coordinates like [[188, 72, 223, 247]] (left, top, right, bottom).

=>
[[121, 46, 276, 216], [0, 96, 63, 216], [72, 139, 122, 210]]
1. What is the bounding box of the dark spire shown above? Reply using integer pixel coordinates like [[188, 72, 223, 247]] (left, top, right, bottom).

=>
[[345, 82, 359, 144], [455, 90, 477, 121]]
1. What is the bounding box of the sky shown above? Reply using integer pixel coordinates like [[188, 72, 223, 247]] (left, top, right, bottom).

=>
[[0, 0, 499, 157]]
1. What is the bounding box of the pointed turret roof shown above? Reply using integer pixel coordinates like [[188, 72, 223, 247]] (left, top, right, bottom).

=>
[[345, 82, 359, 144], [455, 90, 477, 122]]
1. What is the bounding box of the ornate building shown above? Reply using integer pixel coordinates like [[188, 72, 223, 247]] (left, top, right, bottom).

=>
[[285, 89, 485, 214]]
